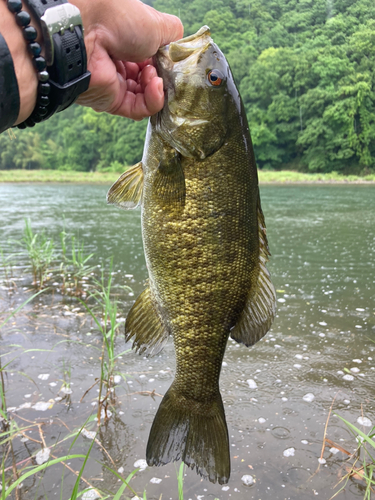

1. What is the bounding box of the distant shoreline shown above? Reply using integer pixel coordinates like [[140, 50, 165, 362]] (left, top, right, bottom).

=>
[[0, 169, 374, 184]]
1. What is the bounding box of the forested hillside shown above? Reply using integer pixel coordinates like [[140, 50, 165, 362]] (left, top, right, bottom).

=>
[[1, 0, 374, 173]]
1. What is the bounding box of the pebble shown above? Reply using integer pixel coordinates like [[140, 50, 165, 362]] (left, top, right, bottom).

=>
[[343, 374, 354, 381], [283, 448, 295, 457], [247, 379, 257, 389], [35, 448, 50, 465], [134, 459, 147, 471], [82, 490, 100, 500], [241, 475, 254, 486], [150, 477, 162, 484], [357, 417, 372, 427], [38, 374, 50, 381], [303, 393, 315, 403]]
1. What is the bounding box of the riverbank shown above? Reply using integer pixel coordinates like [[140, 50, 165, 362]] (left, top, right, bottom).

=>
[[0, 169, 375, 184]]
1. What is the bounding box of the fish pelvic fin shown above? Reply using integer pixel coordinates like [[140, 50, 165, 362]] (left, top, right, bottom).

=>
[[146, 384, 230, 485], [125, 286, 169, 357], [230, 191, 276, 346], [107, 162, 143, 209], [152, 151, 185, 211]]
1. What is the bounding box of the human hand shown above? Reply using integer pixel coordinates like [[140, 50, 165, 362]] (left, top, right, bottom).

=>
[[70, 0, 183, 120]]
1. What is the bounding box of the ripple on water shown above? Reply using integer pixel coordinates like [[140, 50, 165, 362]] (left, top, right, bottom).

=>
[[271, 426, 291, 439]]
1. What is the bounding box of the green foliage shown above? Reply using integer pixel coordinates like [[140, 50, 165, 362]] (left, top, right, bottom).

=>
[[1, 0, 374, 174], [20, 219, 55, 288]]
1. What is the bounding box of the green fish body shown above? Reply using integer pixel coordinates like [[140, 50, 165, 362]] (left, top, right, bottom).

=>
[[107, 26, 276, 485]]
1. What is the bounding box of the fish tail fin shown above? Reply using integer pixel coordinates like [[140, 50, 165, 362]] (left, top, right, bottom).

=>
[[146, 384, 230, 484]]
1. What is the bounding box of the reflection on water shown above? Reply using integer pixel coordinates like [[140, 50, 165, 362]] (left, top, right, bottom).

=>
[[0, 183, 374, 499]]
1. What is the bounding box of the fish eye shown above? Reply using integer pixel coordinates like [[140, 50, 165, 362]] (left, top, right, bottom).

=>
[[207, 69, 224, 86]]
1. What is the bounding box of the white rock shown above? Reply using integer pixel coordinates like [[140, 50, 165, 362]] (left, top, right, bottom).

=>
[[350, 367, 360, 373], [318, 321, 327, 326], [277, 298, 286, 303], [222, 486, 230, 491], [352, 359, 362, 363], [60, 387, 73, 394], [301, 440, 308, 444], [49, 382, 57, 387], [117, 467, 124, 474], [134, 459, 147, 471], [258, 417, 266, 424], [81, 428, 96, 440], [343, 374, 354, 381], [24, 394, 32, 398], [295, 354, 303, 359], [357, 417, 372, 427], [241, 474, 254, 486], [32, 401, 52, 411], [330, 447, 340, 454], [113, 375, 122, 385], [82, 489, 101, 500], [150, 477, 162, 484], [222, 362, 228, 367], [38, 374, 50, 381], [293, 364, 302, 369], [247, 379, 257, 389], [303, 393, 315, 403], [283, 448, 295, 457], [318, 458, 326, 464], [35, 448, 50, 465]]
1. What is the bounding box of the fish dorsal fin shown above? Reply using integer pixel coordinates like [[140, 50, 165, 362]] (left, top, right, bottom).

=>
[[107, 162, 143, 210], [230, 193, 276, 346], [152, 152, 185, 210], [125, 286, 169, 357]]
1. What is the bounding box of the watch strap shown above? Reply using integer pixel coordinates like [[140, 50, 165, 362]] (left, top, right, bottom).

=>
[[21, 0, 90, 124]]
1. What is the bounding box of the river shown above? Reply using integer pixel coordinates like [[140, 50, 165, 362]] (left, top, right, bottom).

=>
[[0, 183, 374, 500]]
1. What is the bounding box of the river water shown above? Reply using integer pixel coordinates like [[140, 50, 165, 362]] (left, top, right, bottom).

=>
[[0, 183, 374, 500]]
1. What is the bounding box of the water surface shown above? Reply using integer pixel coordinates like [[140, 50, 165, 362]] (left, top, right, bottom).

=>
[[0, 183, 374, 500]]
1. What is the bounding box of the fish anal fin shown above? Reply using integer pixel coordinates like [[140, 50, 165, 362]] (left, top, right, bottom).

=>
[[107, 162, 143, 210], [153, 151, 185, 210], [230, 192, 276, 346], [125, 287, 169, 357], [146, 385, 230, 485]]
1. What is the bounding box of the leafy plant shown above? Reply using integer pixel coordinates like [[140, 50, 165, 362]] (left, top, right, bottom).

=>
[[80, 261, 129, 424], [327, 414, 375, 500], [20, 219, 54, 288]]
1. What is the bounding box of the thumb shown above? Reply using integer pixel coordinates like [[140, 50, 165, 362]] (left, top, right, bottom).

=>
[[156, 11, 184, 47]]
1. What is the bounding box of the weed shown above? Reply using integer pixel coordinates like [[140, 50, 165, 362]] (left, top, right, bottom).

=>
[[80, 261, 128, 424], [20, 219, 54, 289], [59, 230, 96, 297]]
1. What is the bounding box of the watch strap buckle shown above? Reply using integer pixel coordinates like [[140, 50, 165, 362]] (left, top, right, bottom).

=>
[[40, 4, 83, 65]]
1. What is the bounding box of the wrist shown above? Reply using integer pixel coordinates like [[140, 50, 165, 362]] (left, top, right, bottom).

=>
[[1, 1, 39, 124]]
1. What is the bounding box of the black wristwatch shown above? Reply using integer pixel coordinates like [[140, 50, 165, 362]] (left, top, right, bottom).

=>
[[20, 0, 91, 126]]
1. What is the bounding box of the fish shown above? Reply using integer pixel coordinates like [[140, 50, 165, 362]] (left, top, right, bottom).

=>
[[107, 25, 276, 485]]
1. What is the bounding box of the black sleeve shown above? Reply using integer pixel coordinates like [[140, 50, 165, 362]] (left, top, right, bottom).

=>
[[0, 31, 20, 134]]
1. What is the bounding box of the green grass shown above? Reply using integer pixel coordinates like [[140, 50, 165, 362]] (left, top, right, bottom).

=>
[[1, 169, 375, 184], [330, 414, 375, 500], [0, 170, 123, 184]]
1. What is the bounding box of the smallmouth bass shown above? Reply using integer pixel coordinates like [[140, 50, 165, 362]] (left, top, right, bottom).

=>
[[107, 26, 276, 484]]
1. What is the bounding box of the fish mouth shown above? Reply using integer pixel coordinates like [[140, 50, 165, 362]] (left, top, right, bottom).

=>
[[155, 25, 212, 69]]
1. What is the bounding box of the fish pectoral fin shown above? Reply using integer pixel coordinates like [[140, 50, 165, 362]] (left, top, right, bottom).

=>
[[125, 286, 169, 357], [107, 162, 143, 209], [230, 194, 276, 346], [152, 152, 186, 210], [147, 385, 230, 485]]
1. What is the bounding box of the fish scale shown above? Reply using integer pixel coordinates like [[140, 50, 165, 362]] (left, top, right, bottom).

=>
[[107, 25, 276, 484]]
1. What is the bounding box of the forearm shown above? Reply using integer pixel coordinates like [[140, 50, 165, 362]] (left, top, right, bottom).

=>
[[0, 0, 38, 124]]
